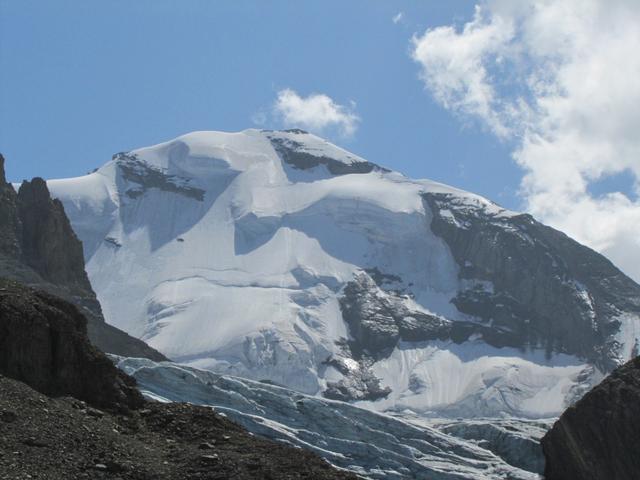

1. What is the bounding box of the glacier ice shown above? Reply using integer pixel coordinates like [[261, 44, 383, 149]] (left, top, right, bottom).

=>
[[115, 356, 544, 480]]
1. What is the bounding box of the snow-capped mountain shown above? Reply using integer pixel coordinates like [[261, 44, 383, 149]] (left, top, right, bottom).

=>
[[48, 129, 640, 418]]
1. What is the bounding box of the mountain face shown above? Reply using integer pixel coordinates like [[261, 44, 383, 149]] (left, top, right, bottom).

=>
[[542, 355, 640, 480], [0, 155, 166, 361], [47, 129, 640, 417], [422, 193, 640, 372]]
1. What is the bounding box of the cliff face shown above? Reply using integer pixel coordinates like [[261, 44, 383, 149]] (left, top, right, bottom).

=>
[[541, 355, 640, 480], [0, 155, 21, 257], [0, 154, 166, 361], [423, 192, 640, 372], [17, 177, 91, 290], [0, 279, 143, 411]]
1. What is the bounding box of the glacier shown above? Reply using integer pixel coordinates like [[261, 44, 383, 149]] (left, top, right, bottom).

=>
[[115, 356, 546, 479]]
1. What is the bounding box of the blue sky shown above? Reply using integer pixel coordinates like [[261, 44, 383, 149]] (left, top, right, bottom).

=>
[[0, 0, 522, 209], [2, 0, 639, 283]]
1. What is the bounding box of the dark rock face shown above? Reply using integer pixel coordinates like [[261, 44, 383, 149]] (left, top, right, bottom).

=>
[[340, 273, 401, 358], [267, 133, 386, 175], [338, 271, 513, 356], [0, 279, 143, 412], [339, 272, 452, 361], [0, 155, 21, 257], [0, 155, 166, 361], [423, 192, 640, 371], [323, 354, 391, 402], [87, 320, 168, 362], [114, 152, 205, 201], [327, 271, 456, 401], [17, 177, 91, 290], [542, 356, 640, 480]]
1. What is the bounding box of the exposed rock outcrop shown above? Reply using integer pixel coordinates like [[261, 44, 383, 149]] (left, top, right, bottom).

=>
[[339, 272, 452, 361], [0, 154, 166, 361], [17, 177, 91, 290], [423, 192, 640, 371], [337, 271, 514, 360], [322, 354, 391, 402], [541, 355, 640, 480], [115, 151, 205, 201], [0, 155, 21, 257], [0, 279, 143, 412], [267, 131, 386, 175]]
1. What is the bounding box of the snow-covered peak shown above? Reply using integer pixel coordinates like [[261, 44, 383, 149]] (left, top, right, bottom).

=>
[[126, 129, 273, 176], [47, 129, 640, 420], [262, 128, 371, 166], [95, 128, 515, 219], [109, 128, 377, 181]]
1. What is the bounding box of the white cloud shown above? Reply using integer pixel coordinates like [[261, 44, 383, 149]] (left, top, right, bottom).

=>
[[250, 110, 267, 126], [392, 12, 404, 24], [412, 0, 640, 282], [273, 89, 360, 137]]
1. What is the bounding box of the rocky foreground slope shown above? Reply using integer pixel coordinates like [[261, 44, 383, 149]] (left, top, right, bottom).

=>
[[542, 355, 640, 480], [0, 154, 165, 361], [0, 279, 356, 479]]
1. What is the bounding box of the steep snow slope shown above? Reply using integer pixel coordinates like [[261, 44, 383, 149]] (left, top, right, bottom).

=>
[[116, 356, 542, 480], [48, 129, 640, 417]]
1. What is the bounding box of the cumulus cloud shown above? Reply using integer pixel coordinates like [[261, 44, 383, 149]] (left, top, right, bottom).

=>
[[273, 89, 360, 137], [412, 0, 640, 281]]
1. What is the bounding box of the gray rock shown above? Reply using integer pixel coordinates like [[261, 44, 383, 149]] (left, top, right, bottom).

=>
[[323, 356, 391, 402], [542, 355, 640, 480], [0, 279, 144, 412], [267, 133, 385, 176], [422, 192, 640, 371], [115, 152, 205, 201], [338, 271, 453, 360]]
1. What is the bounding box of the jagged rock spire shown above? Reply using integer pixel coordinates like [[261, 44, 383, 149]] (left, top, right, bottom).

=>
[[0, 153, 6, 185]]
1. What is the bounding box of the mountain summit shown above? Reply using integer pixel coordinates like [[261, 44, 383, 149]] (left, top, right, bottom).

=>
[[48, 129, 640, 417]]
